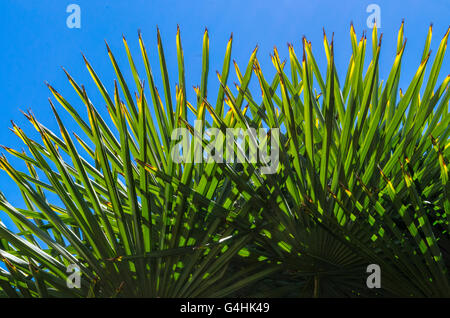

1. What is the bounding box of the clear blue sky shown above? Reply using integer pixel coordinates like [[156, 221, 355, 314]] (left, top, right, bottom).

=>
[[0, 0, 448, 231]]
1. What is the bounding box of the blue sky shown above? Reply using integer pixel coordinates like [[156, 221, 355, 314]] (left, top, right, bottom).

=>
[[0, 0, 448, 232]]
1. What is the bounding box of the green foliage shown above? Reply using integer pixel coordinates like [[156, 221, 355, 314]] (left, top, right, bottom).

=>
[[0, 23, 449, 297]]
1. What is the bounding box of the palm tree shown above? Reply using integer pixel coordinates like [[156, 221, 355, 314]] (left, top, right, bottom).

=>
[[0, 23, 448, 297]]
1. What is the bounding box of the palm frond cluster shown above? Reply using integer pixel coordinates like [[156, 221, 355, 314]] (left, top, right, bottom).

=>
[[0, 23, 449, 297]]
